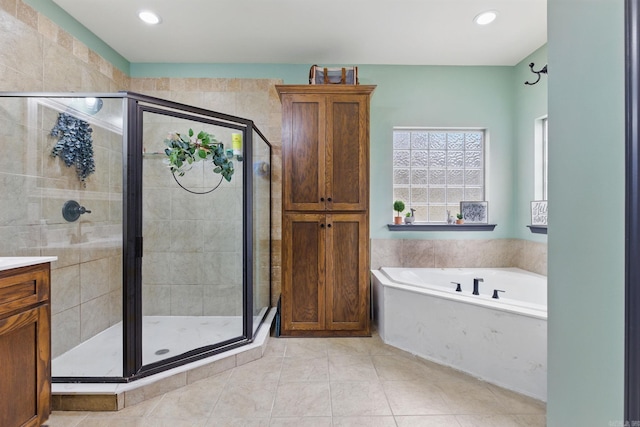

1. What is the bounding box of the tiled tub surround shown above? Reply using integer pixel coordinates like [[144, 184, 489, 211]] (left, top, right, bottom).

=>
[[371, 238, 547, 276], [372, 267, 547, 401]]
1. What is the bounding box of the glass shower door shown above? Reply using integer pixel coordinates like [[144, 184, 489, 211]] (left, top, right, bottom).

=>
[[139, 106, 247, 368]]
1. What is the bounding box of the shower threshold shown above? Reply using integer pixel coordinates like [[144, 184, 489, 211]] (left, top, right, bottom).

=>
[[51, 308, 275, 411]]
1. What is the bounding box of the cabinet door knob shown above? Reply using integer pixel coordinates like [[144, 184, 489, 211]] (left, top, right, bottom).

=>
[[320, 223, 325, 228], [320, 197, 325, 202], [327, 197, 332, 202], [327, 224, 332, 228]]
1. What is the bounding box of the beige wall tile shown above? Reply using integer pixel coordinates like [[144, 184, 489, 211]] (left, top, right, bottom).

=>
[[51, 264, 80, 314], [51, 306, 80, 358], [80, 293, 111, 341], [16, 0, 36, 28]]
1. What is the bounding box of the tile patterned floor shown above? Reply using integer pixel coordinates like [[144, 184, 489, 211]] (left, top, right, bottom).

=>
[[45, 333, 546, 427]]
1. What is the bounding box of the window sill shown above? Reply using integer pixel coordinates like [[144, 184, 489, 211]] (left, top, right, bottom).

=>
[[387, 223, 497, 231], [527, 225, 548, 234]]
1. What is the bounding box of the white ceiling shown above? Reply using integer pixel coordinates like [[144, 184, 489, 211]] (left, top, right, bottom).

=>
[[51, 0, 546, 66]]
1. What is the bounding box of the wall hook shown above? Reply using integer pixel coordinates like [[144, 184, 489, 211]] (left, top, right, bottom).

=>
[[524, 62, 548, 86]]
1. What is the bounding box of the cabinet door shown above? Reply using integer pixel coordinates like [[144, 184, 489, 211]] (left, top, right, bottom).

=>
[[282, 94, 327, 211], [282, 213, 326, 332], [326, 95, 369, 211], [0, 304, 51, 427], [325, 213, 369, 332]]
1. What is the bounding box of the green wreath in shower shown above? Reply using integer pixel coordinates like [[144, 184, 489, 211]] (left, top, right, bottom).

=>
[[163, 129, 235, 185]]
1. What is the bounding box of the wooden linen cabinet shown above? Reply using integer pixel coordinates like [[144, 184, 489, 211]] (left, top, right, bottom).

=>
[[276, 84, 375, 337]]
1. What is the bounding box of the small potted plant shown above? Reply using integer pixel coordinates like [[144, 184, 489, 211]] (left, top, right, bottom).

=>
[[393, 200, 405, 224], [404, 208, 416, 224], [456, 213, 465, 224]]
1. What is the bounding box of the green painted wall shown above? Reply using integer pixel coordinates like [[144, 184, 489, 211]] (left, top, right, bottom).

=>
[[547, 0, 625, 424], [132, 63, 530, 241], [514, 45, 548, 242], [364, 65, 515, 239]]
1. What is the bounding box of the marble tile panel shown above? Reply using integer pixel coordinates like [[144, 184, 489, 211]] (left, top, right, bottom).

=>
[[202, 284, 241, 316], [205, 417, 269, 427], [16, 0, 36, 27], [168, 252, 204, 284], [279, 356, 329, 383], [80, 257, 111, 303], [142, 220, 172, 252], [455, 414, 542, 427], [328, 354, 378, 382], [124, 373, 187, 407], [401, 239, 436, 268], [382, 380, 452, 415], [142, 285, 171, 316], [330, 381, 392, 416], [80, 293, 111, 341], [0, 8, 42, 80], [51, 263, 80, 314], [486, 384, 546, 414], [51, 306, 80, 358], [148, 372, 228, 420], [211, 381, 277, 419], [170, 284, 204, 316], [370, 239, 403, 270], [333, 417, 397, 427], [44, 411, 90, 427], [284, 337, 329, 358], [186, 355, 236, 384], [0, 62, 42, 91], [229, 355, 282, 382], [271, 382, 331, 417], [372, 354, 434, 382], [236, 345, 263, 366], [437, 380, 508, 415], [269, 417, 332, 427], [395, 416, 463, 426], [0, 1, 17, 16], [143, 189, 171, 220]]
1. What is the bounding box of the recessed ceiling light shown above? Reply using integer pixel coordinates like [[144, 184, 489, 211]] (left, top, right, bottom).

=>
[[138, 10, 161, 25], [474, 11, 498, 26]]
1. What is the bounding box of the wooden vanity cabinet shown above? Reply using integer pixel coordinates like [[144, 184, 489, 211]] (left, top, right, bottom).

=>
[[277, 85, 375, 337], [0, 263, 51, 427]]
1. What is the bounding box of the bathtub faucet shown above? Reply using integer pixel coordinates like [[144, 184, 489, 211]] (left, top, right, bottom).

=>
[[473, 278, 484, 295]]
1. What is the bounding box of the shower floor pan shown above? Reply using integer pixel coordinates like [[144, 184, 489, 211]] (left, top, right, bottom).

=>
[[51, 308, 275, 411]]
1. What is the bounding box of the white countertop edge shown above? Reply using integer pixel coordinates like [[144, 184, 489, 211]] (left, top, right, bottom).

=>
[[0, 256, 58, 272]]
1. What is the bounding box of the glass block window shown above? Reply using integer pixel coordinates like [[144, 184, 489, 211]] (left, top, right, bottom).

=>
[[393, 129, 485, 223]]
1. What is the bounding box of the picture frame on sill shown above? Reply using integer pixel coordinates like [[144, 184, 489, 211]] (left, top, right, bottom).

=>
[[460, 201, 488, 224], [531, 200, 548, 226]]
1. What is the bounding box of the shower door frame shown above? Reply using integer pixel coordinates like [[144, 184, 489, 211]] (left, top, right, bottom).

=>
[[122, 92, 259, 380], [0, 91, 271, 383]]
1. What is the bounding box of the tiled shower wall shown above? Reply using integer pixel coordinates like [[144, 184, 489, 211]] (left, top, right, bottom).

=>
[[0, 2, 128, 359]]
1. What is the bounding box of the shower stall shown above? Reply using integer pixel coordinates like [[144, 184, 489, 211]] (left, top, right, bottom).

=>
[[0, 92, 272, 382]]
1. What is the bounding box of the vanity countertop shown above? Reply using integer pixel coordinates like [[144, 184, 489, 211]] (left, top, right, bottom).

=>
[[0, 256, 58, 272]]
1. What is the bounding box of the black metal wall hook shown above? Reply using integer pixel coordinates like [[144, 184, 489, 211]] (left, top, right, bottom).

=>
[[525, 62, 548, 85]]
